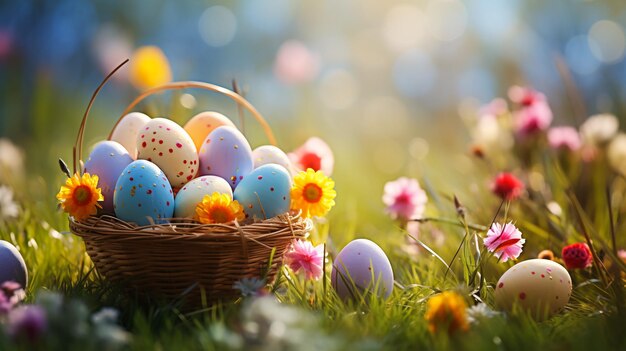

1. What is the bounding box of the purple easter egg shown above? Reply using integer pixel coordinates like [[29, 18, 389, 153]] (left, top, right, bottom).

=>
[[198, 126, 253, 189], [84, 141, 133, 213]]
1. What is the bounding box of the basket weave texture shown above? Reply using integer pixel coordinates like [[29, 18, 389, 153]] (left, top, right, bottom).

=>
[[67, 71, 309, 306], [70, 213, 309, 304]]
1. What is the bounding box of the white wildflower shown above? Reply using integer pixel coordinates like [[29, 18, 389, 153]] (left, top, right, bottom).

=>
[[579, 114, 619, 146], [608, 133, 626, 176], [0, 185, 19, 219]]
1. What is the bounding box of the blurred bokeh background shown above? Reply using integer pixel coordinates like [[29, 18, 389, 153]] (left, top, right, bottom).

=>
[[1, 0, 625, 247]]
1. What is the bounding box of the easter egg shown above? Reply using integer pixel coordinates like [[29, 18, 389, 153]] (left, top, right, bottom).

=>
[[252, 145, 293, 177], [174, 176, 233, 218], [84, 141, 133, 213], [113, 160, 174, 226], [110, 112, 151, 159], [136, 118, 199, 189], [198, 126, 253, 189], [0, 240, 28, 288], [183, 111, 236, 151], [233, 164, 291, 220], [494, 259, 572, 320], [331, 239, 394, 300]]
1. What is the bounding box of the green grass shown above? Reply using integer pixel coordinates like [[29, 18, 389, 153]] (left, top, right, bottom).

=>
[[1, 83, 626, 350]]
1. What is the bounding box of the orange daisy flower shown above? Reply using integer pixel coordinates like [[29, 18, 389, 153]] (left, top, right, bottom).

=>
[[56, 172, 103, 221], [290, 168, 336, 218], [195, 192, 245, 224]]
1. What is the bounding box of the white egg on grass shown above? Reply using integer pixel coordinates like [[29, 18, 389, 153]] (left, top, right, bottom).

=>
[[494, 259, 572, 321], [0, 240, 28, 288], [331, 239, 394, 300]]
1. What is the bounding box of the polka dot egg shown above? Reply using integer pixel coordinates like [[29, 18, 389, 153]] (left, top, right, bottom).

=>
[[113, 160, 174, 226], [233, 164, 291, 220], [136, 118, 199, 189], [198, 126, 253, 190], [495, 259, 572, 321]]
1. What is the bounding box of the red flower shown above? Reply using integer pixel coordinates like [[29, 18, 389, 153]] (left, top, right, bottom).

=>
[[561, 243, 593, 270], [491, 173, 524, 201]]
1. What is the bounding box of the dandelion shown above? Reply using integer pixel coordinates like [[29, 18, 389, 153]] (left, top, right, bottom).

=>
[[290, 169, 336, 218], [424, 291, 469, 335], [56, 173, 103, 221], [548, 126, 581, 151], [491, 172, 524, 201], [284, 239, 324, 280], [382, 177, 428, 222], [128, 45, 172, 90], [233, 277, 268, 297], [195, 192, 244, 224], [579, 114, 619, 146], [484, 222, 525, 262], [561, 242, 593, 270], [0, 185, 19, 219], [288, 137, 334, 176], [466, 303, 501, 325]]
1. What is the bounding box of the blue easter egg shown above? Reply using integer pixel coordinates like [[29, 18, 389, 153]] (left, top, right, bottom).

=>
[[113, 160, 174, 226], [234, 164, 291, 220], [0, 240, 28, 288], [84, 141, 133, 213], [198, 126, 253, 189]]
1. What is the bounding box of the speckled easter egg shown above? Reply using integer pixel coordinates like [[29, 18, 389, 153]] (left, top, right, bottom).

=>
[[84, 141, 133, 213], [198, 126, 253, 189], [0, 240, 27, 288], [252, 145, 293, 177], [183, 111, 236, 151], [331, 239, 394, 300], [174, 176, 233, 218], [495, 259, 572, 320], [110, 112, 151, 159], [233, 164, 291, 220], [136, 118, 199, 189], [113, 160, 174, 226]]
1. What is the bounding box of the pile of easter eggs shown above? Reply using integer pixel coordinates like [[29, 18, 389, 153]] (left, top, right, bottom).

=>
[[84, 111, 294, 226]]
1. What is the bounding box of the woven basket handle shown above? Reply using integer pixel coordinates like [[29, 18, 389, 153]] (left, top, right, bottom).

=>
[[73, 60, 277, 175], [108, 81, 277, 145]]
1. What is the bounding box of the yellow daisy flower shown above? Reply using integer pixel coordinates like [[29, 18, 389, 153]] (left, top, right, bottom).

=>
[[56, 172, 103, 221], [195, 192, 245, 224], [424, 291, 469, 335], [129, 46, 172, 90], [291, 169, 336, 218]]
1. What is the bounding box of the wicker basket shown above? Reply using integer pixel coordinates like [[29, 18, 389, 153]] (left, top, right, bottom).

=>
[[68, 61, 309, 306]]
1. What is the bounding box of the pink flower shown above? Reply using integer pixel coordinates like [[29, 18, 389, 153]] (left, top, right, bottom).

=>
[[508, 86, 547, 107], [288, 137, 334, 176], [274, 40, 320, 85], [284, 239, 324, 280], [383, 177, 428, 222], [484, 222, 525, 262], [514, 101, 553, 135], [548, 126, 581, 151], [8, 305, 47, 341]]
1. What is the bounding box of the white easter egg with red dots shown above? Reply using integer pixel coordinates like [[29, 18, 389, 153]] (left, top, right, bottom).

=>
[[174, 176, 233, 218], [495, 259, 572, 321], [136, 118, 199, 189]]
